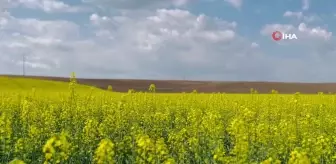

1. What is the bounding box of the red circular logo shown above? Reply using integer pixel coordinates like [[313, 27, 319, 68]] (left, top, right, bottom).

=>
[[272, 31, 282, 41]]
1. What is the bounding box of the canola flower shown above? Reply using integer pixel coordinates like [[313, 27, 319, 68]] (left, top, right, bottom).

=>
[[0, 74, 336, 163]]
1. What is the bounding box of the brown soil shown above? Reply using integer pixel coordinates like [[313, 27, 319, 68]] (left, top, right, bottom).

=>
[[4, 75, 336, 94]]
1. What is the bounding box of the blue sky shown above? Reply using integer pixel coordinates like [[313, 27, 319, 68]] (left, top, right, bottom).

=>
[[0, 0, 335, 82]]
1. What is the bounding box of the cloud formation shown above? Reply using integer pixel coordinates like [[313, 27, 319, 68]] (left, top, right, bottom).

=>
[[224, 0, 242, 9], [0, 0, 335, 82], [7, 0, 88, 13], [302, 0, 309, 10], [83, 0, 190, 10]]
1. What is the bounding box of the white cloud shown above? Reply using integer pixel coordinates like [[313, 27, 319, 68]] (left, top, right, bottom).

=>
[[19, 60, 51, 69], [0, 0, 10, 12], [283, 11, 321, 23], [258, 22, 336, 82], [251, 42, 259, 48], [8, 0, 87, 13], [0, 9, 268, 80], [1, 15, 80, 39], [261, 24, 295, 34], [224, 0, 242, 9], [83, 0, 190, 10], [302, 0, 309, 10], [297, 23, 332, 39], [0, 12, 81, 75], [87, 9, 254, 77], [1, 0, 336, 82], [261, 23, 332, 41], [283, 11, 303, 19], [303, 15, 321, 22]]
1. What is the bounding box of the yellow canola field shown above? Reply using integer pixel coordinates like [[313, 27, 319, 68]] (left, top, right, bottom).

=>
[[1, 76, 336, 164]]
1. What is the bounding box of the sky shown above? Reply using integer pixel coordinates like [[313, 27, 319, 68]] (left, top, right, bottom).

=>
[[0, 0, 335, 82]]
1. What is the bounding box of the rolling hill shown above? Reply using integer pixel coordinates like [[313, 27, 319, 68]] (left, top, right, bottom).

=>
[[2, 75, 336, 94]]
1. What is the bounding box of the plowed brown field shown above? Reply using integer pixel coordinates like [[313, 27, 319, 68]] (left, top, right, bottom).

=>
[[4, 75, 336, 94]]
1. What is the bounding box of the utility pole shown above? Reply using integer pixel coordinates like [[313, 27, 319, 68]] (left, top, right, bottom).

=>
[[22, 54, 25, 76]]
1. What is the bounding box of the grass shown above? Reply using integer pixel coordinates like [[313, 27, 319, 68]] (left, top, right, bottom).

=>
[[0, 76, 102, 93]]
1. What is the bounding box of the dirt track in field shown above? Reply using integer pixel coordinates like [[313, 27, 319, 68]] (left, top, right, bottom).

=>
[[4, 75, 336, 94]]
